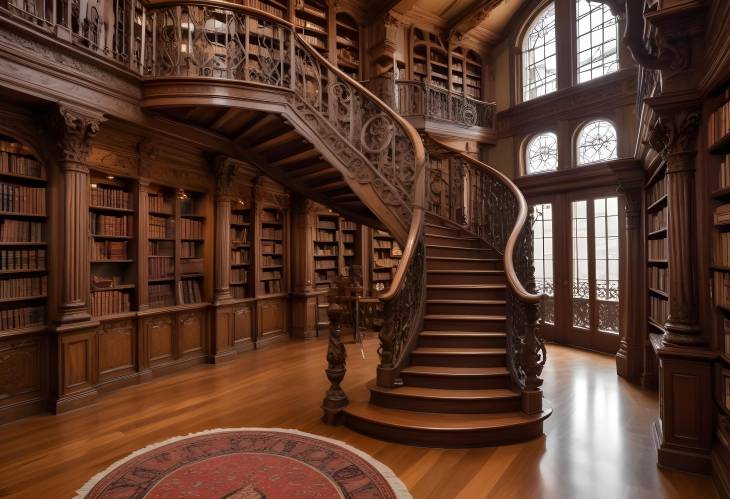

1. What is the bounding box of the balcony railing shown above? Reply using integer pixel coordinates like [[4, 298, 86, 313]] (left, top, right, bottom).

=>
[[2, 0, 146, 67], [395, 80, 496, 129]]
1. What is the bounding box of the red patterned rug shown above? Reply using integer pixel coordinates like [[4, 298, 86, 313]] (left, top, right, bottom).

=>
[[75, 428, 410, 499]]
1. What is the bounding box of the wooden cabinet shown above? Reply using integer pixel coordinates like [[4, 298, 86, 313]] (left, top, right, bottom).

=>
[[96, 320, 135, 386], [258, 298, 287, 343]]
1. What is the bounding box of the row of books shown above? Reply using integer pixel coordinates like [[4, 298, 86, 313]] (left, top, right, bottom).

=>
[[341, 221, 357, 230], [262, 241, 283, 254], [373, 269, 393, 281], [91, 240, 128, 260], [0, 183, 46, 215], [716, 271, 730, 310], [262, 255, 282, 267], [149, 216, 173, 239], [646, 175, 666, 205], [231, 268, 248, 283], [181, 241, 199, 258], [91, 214, 130, 237], [0, 276, 47, 299], [315, 248, 337, 256], [0, 150, 44, 179], [374, 239, 395, 249], [261, 210, 283, 223], [374, 257, 400, 268], [715, 231, 730, 268], [149, 257, 174, 279], [91, 185, 130, 209], [718, 155, 730, 190], [315, 230, 336, 242], [262, 228, 283, 239], [231, 227, 249, 243], [316, 270, 337, 284], [231, 213, 249, 225], [0, 305, 44, 331], [261, 270, 282, 280], [342, 233, 355, 243], [648, 266, 667, 292], [315, 260, 336, 270], [723, 319, 730, 357], [709, 98, 730, 147], [90, 289, 131, 317], [649, 296, 668, 325], [232, 248, 250, 265], [179, 198, 200, 216], [148, 193, 173, 214], [318, 219, 337, 230], [343, 249, 354, 256], [180, 218, 204, 240], [648, 239, 667, 260], [466, 88, 482, 100], [149, 283, 175, 308], [716, 205, 730, 226], [0, 249, 46, 270], [180, 279, 202, 304], [149, 240, 174, 256], [232, 286, 248, 299], [647, 209, 667, 232], [0, 220, 44, 243], [300, 34, 326, 49], [261, 279, 282, 294]]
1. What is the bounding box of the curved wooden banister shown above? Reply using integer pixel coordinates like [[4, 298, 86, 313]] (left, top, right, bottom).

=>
[[429, 139, 543, 304]]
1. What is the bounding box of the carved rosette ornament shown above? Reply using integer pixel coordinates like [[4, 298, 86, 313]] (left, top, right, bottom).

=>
[[648, 111, 703, 345], [49, 106, 104, 324]]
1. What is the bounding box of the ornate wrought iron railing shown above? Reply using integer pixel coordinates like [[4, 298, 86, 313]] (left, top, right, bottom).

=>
[[427, 138, 546, 400], [1, 0, 145, 65], [395, 80, 496, 129]]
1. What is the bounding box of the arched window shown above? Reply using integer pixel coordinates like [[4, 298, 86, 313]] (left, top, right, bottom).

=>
[[576, 0, 619, 83], [522, 3, 557, 102], [576, 120, 617, 165], [526, 132, 558, 174]]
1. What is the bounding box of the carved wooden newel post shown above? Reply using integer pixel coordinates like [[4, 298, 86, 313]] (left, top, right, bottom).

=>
[[322, 293, 348, 425], [53, 106, 103, 324]]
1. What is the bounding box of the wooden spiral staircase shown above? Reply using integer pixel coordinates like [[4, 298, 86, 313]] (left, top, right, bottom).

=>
[[133, 1, 550, 447]]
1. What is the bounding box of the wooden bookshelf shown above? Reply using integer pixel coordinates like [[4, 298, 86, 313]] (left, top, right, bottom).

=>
[[314, 213, 339, 289], [230, 200, 251, 300], [89, 174, 136, 318], [178, 190, 206, 305], [260, 207, 285, 295], [335, 12, 360, 79], [295, 0, 329, 55], [464, 49, 483, 100], [242, 0, 288, 18], [340, 217, 358, 276], [147, 186, 176, 308], [646, 160, 668, 331], [371, 229, 402, 294], [0, 136, 47, 334]]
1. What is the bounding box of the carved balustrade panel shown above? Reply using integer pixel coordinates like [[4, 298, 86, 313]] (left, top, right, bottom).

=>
[[394, 81, 496, 129]]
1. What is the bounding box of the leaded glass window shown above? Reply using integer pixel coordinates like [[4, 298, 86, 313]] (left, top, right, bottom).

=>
[[576, 0, 619, 83], [532, 203, 554, 325], [576, 120, 617, 165], [526, 133, 558, 174], [594, 197, 619, 334], [571, 200, 590, 329], [522, 3, 557, 102]]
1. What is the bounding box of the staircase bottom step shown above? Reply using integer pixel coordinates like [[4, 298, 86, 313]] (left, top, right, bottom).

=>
[[342, 401, 552, 448]]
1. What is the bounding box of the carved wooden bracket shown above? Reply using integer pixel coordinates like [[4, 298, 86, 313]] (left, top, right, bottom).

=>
[[447, 0, 504, 42], [646, 110, 700, 168], [212, 156, 240, 199], [52, 106, 104, 166]]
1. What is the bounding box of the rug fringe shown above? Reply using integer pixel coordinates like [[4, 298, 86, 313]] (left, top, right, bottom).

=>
[[74, 427, 412, 499]]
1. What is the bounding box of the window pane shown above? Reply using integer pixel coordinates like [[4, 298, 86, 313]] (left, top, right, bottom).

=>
[[572, 200, 590, 329], [577, 120, 618, 165], [576, 0, 619, 83], [526, 133, 558, 174], [522, 4, 557, 102], [532, 203, 555, 325], [594, 196, 620, 334]]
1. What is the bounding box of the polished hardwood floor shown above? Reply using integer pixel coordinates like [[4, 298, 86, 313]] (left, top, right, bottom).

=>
[[0, 336, 718, 499]]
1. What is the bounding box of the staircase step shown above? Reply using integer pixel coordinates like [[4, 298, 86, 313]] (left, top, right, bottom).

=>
[[427, 284, 506, 300], [426, 234, 482, 248], [401, 365, 511, 389], [343, 402, 551, 447], [426, 256, 502, 271], [426, 244, 499, 259], [418, 331, 506, 348], [368, 382, 521, 414], [410, 347, 507, 367], [427, 269, 506, 285], [426, 299, 506, 315], [423, 314, 506, 332], [424, 223, 462, 236]]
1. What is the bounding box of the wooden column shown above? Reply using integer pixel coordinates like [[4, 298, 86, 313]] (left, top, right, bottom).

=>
[[53, 106, 103, 324], [136, 178, 151, 311], [616, 187, 643, 379], [291, 196, 318, 339]]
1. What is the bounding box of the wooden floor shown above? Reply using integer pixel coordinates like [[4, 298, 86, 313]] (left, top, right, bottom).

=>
[[0, 336, 718, 499]]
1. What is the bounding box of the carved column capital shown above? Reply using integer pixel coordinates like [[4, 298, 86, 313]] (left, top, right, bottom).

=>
[[647, 111, 700, 166], [52, 106, 104, 167]]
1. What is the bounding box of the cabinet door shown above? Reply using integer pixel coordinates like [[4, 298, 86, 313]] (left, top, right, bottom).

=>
[[144, 316, 175, 366], [178, 311, 205, 358], [234, 304, 253, 347], [97, 320, 136, 383], [0, 338, 44, 409], [258, 299, 286, 339]]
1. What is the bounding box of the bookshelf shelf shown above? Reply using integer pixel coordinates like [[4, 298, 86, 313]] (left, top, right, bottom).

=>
[[259, 207, 285, 295], [336, 12, 360, 79], [647, 194, 667, 212], [230, 202, 251, 300], [0, 135, 47, 335]]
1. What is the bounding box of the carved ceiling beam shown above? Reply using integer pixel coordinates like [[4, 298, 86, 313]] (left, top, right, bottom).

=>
[[447, 0, 504, 42]]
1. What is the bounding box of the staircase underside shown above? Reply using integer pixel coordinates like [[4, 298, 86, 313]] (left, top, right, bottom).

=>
[[341, 213, 551, 447], [151, 104, 385, 231]]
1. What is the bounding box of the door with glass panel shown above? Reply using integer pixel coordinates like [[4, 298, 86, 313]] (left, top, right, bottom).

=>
[[567, 195, 622, 352], [531, 202, 560, 340]]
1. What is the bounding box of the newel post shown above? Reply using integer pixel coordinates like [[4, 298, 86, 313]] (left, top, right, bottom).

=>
[[322, 297, 348, 425], [521, 208, 544, 414]]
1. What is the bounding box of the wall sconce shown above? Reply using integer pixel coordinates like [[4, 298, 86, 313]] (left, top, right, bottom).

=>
[[178, 189, 189, 200]]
